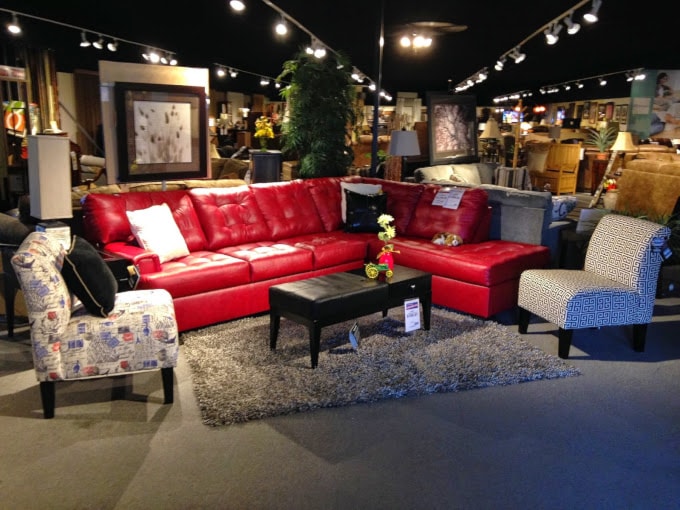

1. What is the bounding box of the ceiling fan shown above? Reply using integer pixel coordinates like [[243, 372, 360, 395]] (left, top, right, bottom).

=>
[[391, 21, 468, 49]]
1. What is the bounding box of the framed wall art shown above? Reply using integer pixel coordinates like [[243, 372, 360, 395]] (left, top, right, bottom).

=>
[[582, 101, 591, 120], [426, 93, 477, 165], [619, 104, 629, 124], [114, 82, 207, 182]]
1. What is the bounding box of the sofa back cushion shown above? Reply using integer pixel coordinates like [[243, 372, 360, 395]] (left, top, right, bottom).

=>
[[250, 181, 325, 240], [82, 190, 207, 251], [304, 177, 345, 232], [405, 186, 489, 242], [189, 186, 271, 250], [360, 178, 424, 234]]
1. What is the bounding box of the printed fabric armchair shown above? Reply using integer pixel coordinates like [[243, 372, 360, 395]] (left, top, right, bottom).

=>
[[517, 214, 671, 358], [11, 232, 179, 419]]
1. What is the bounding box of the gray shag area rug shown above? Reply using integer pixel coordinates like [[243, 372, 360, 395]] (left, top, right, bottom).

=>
[[181, 307, 580, 426]]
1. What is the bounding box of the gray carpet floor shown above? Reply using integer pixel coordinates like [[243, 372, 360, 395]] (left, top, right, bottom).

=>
[[1, 296, 679, 509]]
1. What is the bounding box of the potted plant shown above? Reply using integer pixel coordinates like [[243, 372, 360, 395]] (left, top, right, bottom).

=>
[[586, 126, 618, 158]]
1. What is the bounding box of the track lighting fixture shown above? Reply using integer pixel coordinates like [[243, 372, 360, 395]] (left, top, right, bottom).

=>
[[509, 47, 526, 64], [7, 12, 21, 35], [563, 12, 581, 35], [544, 22, 562, 45], [583, 0, 602, 23], [168, 54, 178, 66], [229, 68, 238, 78], [92, 35, 104, 50], [79, 31, 91, 47], [275, 17, 287, 35], [229, 1, 246, 12], [494, 58, 506, 71], [260, 77, 270, 86], [107, 39, 118, 52], [599, 77, 607, 86], [217, 67, 226, 77], [576, 82, 584, 88]]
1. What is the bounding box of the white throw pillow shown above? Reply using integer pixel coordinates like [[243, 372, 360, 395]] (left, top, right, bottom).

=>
[[340, 182, 383, 222], [126, 203, 190, 263], [551, 196, 578, 221]]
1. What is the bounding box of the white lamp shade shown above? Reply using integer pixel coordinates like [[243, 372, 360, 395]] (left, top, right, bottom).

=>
[[610, 131, 637, 152], [28, 135, 73, 220], [479, 117, 502, 141], [388, 130, 420, 157]]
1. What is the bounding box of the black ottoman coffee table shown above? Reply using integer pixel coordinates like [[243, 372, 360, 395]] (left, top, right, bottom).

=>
[[269, 266, 432, 368]]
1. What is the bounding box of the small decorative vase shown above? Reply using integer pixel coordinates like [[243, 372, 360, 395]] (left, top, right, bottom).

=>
[[259, 138, 268, 152], [603, 189, 618, 210], [378, 250, 394, 270]]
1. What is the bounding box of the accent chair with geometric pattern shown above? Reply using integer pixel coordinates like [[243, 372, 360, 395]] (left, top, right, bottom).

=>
[[517, 214, 671, 358]]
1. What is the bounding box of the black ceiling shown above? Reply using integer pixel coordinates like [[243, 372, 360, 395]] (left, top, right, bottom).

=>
[[0, 0, 675, 105]]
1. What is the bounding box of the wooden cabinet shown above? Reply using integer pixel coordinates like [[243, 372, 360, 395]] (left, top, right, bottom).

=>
[[532, 143, 582, 195]]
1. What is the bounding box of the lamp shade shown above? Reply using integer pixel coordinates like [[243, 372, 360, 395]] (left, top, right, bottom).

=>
[[610, 131, 637, 152], [388, 130, 420, 157], [479, 117, 502, 141], [28, 135, 73, 220]]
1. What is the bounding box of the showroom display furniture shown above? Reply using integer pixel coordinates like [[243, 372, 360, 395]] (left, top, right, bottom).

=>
[[11, 232, 179, 419], [517, 214, 670, 359], [531, 142, 582, 195], [269, 266, 432, 368], [613, 154, 680, 218], [81, 177, 550, 331]]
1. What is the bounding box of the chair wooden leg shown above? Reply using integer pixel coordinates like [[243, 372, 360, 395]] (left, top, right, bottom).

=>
[[518, 307, 531, 334], [39, 381, 56, 419], [633, 324, 648, 352], [558, 328, 573, 359], [161, 367, 174, 404]]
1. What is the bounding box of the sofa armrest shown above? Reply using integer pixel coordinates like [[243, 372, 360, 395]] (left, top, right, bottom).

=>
[[101, 242, 162, 274]]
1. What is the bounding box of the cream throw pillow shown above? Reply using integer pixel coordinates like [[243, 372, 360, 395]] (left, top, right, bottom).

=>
[[340, 182, 383, 222], [126, 203, 190, 263]]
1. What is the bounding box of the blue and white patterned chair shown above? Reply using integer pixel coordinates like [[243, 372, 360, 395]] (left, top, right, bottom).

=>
[[517, 214, 671, 358], [11, 232, 179, 418]]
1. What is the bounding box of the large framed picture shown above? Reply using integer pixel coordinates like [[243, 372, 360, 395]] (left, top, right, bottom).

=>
[[114, 82, 207, 182], [426, 93, 477, 164]]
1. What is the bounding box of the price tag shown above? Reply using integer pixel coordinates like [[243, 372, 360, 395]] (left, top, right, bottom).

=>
[[443, 188, 465, 209], [404, 298, 421, 332], [432, 190, 450, 206]]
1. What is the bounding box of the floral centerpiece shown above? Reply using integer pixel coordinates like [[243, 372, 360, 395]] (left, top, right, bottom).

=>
[[603, 178, 617, 192], [254, 116, 275, 151], [377, 214, 398, 270]]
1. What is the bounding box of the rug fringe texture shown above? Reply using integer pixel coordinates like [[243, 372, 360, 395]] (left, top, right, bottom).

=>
[[181, 307, 580, 426]]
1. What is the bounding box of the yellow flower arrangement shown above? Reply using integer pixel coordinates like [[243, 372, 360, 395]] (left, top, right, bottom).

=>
[[254, 116, 274, 151], [377, 214, 396, 244], [604, 178, 617, 191]]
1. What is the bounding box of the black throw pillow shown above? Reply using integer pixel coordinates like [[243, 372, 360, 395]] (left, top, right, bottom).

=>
[[344, 189, 387, 233], [61, 235, 118, 317]]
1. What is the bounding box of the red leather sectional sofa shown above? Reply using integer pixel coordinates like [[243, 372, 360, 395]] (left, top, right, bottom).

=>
[[82, 177, 550, 332]]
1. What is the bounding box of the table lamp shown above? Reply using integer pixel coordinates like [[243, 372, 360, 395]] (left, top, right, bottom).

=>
[[479, 117, 503, 162], [386, 130, 420, 181]]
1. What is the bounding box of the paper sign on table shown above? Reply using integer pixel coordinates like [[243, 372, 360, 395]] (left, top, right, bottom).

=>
[[404, 298, 421, 332]]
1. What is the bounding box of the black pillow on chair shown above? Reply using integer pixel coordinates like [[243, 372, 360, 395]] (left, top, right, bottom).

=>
[[344, 189, 388, 233], [61, 235, 118, 317]]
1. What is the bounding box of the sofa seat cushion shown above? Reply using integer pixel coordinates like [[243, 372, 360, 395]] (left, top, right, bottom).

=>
[[369, 238, 550, 287], [189, 186, 271, 249], [82, 191, 207, 252], [219, 242, 314, 282], [251, 181, 325, 240], [304, 177, 345, 232], [405, 186, 489, 242], [137, 251, 251, 298], [359, 178, 425, 234], [280, 231, 370, 269]]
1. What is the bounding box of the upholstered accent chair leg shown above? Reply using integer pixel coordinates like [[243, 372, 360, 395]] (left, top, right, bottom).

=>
[[518, 307, 531, 334], [39, 381, 56, 419], [558, 328, 573, 359], [633, 324, 648, 352], [161, 367, 174, 404]]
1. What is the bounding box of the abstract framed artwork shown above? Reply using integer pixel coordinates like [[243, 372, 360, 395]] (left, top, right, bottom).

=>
[[114, 82, 207, 182], [426, 93, 477, 165]]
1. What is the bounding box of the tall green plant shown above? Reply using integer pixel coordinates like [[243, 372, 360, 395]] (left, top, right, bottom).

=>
[[278, 50, 356, 178]]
